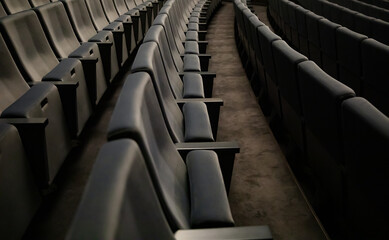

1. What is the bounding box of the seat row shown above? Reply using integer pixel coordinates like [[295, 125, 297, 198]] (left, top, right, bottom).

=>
[[268, 0, 389, 118], [0, 0, 220, 238], [235, 1, 389, 239], [295, 0, 389, 46], [328, 0, 389, 22], [66, 0, 274, 239], [358, 0, 389, 10]]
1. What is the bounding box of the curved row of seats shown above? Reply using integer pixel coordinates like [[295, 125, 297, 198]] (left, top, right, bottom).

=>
[[65, 0, 275, 239], [268, 0, 389, 118], [358, 0, 389, 10], [296, 0, 389, 46], [0, 0, 223, 238], [235, 1, 389, 239], [328, 0, 389, 22]]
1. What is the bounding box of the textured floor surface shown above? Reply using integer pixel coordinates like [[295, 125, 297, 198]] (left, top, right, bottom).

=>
[[208, 3, 328, 239], [23, 3, 328, 239]]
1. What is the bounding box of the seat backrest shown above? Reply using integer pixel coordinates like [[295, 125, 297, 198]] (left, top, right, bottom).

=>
[[354, 13, 373, 37], [124, 0, 136, 9], [131, 42, 185, 143], [113, 0, 128, 15], [305, 11, 322, 47], [152, 13, 184, 71], [341, 97, 389, 240], [273, 40, 307, 114], [61, 0, 98, 42], [66, 139, 175, 240], [298, 60, 355, 164], [100, 0, 120, 22], [361, 38, 389, 116], [248, 15, 265, 64], [0, 124, 41, 240], [0, 10, 59, 82], [335, 27, 367, 95], [143, 25, 184, 99], [0, 33, 30, 113], [318, 18, 341, 78], [30, 0, 50, 7], [34, 2, 81, 58], [84, 0, 110, 31], [2, 0, 31, 14], [108, 72, 190, 230]]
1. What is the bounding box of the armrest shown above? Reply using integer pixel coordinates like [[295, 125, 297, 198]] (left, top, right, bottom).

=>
[[176, 141, 240, 193], [181, 54, 211, 71], [175, 226, 273, 240], [186, 150, 234, 228], [183, 102, 214, 142], [183, 72, 212, 97], [180, 72, 216, 97], [183, 54, 201, 72]]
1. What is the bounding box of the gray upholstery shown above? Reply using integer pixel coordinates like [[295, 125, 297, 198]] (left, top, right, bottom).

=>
[[66, 139, 175, 240], [0, 2, 6, 17], [113, 0, 143, 44], [183, 102, 214, 142], [305, 11, 323, 66], [183, 73, 205, 98], [0, 124, 41, 239], [318, 18, 340, 78], [0, 10, 92, 137], [61, 0, 119, 82], [30, 0, 50, 7], [34, 2, 107, 105], [107, 73, 233, 230]]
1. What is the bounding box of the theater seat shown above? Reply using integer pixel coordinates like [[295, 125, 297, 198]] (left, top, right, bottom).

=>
[[113, 0, 143, 44], [0, 10, 92, 137], [66, 140, 271, 240], [2, 0, 31, 14], [306, 11, 323, 66], [125, 0, 151, 34], [318, 18, 340, 79], [298, 60, 355, 228], [0, 2, 6, 17], [0, 124, 41, 239], [30, 0, 50, 7], [0, 32, 71, 186], [341, 97, 389, 240], [34, 2, 107, 105], [107, 74, 235, 230], [61, 0, 119, 83]]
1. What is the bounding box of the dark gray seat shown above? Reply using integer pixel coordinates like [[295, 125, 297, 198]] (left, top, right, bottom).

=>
[[131, 43, 223, 140], [361, 38, 389, 117], [248, 14, 265, 96], [354, 12, 373, 37], [336, 27, 367, 95], [84, 0, 128, 67], [66, 139, 271, 240], [258, 26, 282, 117], [107, 74, 234, 230], [34, 2, 107, 105], [113, 0, 143, 44], [0, 32, 71, 186], [61, 0, 119, 83], [0, 2, 6, 16], [273, 40, 307, 149], [99, 0, 137, 54], [318, 18, 340, 79], [306, 11, 323, 66], [295, 6, 309, 56], [341, 97, 389, 240], [298, 60, 355, 227], [2, 0, 31, 14], [0, 10, 92, 137], [287, 1, 300, 50], [125, 0, 151, 34], [0, 124, 42, 239]]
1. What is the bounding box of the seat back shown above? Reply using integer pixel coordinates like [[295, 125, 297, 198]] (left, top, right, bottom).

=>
[[341, 97, 389, 240], [354, 13, 373, 37], [100, 0, 120, 22], [2, 0, 31, 14], [0, 33, 30, 113], [132, 42, 185, 143], [305, 11, 322, 65], [0, 124, 42, 240], [0, 1, 7, 16], [84, 0, 110, 31], [371, 18, 389, 45], [61, 0, 98, 42], [34, 2, 81, 58], [0, 10, 59, 82], [143, 25, 184, 99], [124, 0, 136, 9], [30, 0, 50, 7], [318, 18, 340, 79], [336, 27, 367, 95], [361, 38, 389, 116], [108, 72, 190, 230], [66, 139, 175, 240], [295, 6, 309, 56], [113, 0, 129, 15]]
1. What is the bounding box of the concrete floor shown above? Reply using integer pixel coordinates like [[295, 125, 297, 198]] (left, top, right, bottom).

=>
[[23, 3, 329, 240]]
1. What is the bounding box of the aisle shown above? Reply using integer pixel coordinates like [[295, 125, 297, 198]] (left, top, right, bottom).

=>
[[207, 3, 328, 239]]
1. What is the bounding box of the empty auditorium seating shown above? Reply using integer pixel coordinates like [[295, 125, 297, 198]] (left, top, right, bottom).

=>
[[66, 139, 272, 239], [0, 124, 41, 239], [1, 0, 31, 14], [113, 0, 143, 44]]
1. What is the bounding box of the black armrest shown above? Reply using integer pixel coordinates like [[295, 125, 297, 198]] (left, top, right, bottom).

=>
[[179, 72, 215, 97], [176, 141, 240, 193], [175, 226, 273, 240], [181, 54, 211, 71]]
